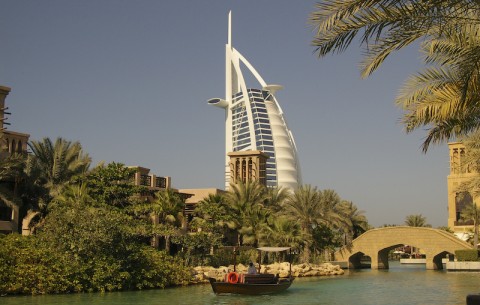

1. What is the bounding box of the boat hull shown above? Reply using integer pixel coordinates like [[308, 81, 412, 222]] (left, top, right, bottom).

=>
[[209, 277, 294, 295]]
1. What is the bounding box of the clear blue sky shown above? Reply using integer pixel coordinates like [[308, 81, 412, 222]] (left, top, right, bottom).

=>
[[0, 1, 448, 227]]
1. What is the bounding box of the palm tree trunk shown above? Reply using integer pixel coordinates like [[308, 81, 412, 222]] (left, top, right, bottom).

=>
[[302, 244, 310, 263], [474, 220, 478, 249], [165, 235, 171, 254]]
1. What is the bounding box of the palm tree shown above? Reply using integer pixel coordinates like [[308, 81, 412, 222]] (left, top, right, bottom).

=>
[[240, 205, 270, 247], [405, 214, 430, 227], [263, 215, 303, 249], [281, 185, 322, 262], [310, 0, 479, 77], [191, 193, 230, 233], [224, 180, 267, 246], [51, 182, 93, 207], [19, 138, 91, 233], [264, 186, 290, 213], [28, 137, 91, 197], [460, 202, 480, 248], [0, 153, 25, 231], [316, 189, 350, 260], [0, 152, 25, 180], [338, 200, 369, 245], [151, 188, 186, 252], [396, 18, 480, 151], [404, 214, 430, 256], [318, 189, 346, 229], [0, 152, 25, 197], [310, 1, 480, 151], [262, 215, 304, 262]]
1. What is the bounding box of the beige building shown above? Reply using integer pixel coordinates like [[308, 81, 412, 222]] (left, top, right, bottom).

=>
[[227, 150, 269, 187], [178, 188, 226, 223], [130, 166, 172, 197], [0, 85, 30, 234], [0, 86, 29, 156], [447, 142, 477, 234]]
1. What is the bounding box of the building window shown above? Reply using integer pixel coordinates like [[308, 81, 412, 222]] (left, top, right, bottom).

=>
[[460, 149, 468, 173], [155, 177, 167, 188], [140, 174, 151, 187], [235, 159, 240, 180], [452, 149, 459, 174], [242, 159, 246, 183], [248, 159, 253, 180]]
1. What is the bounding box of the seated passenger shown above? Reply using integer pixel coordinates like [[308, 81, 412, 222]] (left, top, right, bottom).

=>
[[247, 262, 257, 275]]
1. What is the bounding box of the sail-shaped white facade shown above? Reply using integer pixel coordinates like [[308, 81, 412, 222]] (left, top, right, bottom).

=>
[[208, 12, 301, 190]]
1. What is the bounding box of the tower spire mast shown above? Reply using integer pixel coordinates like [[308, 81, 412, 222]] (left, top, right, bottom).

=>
[[228, 10, 232, 47], [226, 11, 233, 102]]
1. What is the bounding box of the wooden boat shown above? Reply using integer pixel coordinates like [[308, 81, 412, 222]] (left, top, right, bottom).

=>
[[209, 246, 295, 295]]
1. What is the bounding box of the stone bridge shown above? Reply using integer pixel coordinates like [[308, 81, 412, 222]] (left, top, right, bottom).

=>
[[334, 226, 472, 270]]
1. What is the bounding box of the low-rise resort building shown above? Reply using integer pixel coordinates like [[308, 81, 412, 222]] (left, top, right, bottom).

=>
[[0, 85, 30, 235]]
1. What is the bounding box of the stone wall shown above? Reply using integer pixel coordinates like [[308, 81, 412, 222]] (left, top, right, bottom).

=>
[[190, 262, 344, 284], [446, 261, 480, 271]]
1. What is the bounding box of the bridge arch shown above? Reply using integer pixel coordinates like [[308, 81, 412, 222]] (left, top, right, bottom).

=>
[[334, 227, 472, 270]]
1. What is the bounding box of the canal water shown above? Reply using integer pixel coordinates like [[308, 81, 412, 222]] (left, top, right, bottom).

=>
[[2, 262, 480, 305]]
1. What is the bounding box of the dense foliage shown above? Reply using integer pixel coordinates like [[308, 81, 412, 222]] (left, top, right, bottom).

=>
[[0, 136, 371, 295], [0, 234, 190, 295], [190, 181, 370, 264], [0, 145, 191, 296]]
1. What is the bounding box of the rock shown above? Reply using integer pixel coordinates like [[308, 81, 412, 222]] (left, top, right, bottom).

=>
[[207, 269, 227, 281], [279, 271, 290, 278], [188, 262, 344, 284], [304, 270, 319, 276]]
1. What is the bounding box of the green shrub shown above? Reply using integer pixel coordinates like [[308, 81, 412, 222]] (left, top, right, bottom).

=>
[[0, 234, 191, 295], [0, 234, 83, 295], [455, 249, 480, 261], [129, 246, 191, 289], [172, 232, 223, 267], [0, 202, 192, 295]]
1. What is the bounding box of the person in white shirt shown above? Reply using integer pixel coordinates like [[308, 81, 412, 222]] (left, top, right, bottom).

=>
[[247, 262, 257, 274]]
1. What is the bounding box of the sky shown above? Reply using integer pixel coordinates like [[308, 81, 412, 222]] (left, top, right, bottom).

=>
[[0, 1, 449, 227]]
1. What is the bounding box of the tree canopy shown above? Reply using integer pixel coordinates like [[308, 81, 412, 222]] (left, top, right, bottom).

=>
[[310, 1, 480, 151]]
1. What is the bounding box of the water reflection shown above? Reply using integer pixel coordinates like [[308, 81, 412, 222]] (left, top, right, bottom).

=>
[[2, 262, 479, 305]]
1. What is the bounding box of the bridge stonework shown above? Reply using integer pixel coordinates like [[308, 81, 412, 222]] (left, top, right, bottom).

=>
[[334, 227, 472, 270]]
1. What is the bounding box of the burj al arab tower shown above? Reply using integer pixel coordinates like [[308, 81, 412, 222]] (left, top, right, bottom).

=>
[[208, 12, 301, 190]]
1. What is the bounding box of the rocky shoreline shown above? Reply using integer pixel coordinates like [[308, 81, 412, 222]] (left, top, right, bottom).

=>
[[190, 262, 344, 284]]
